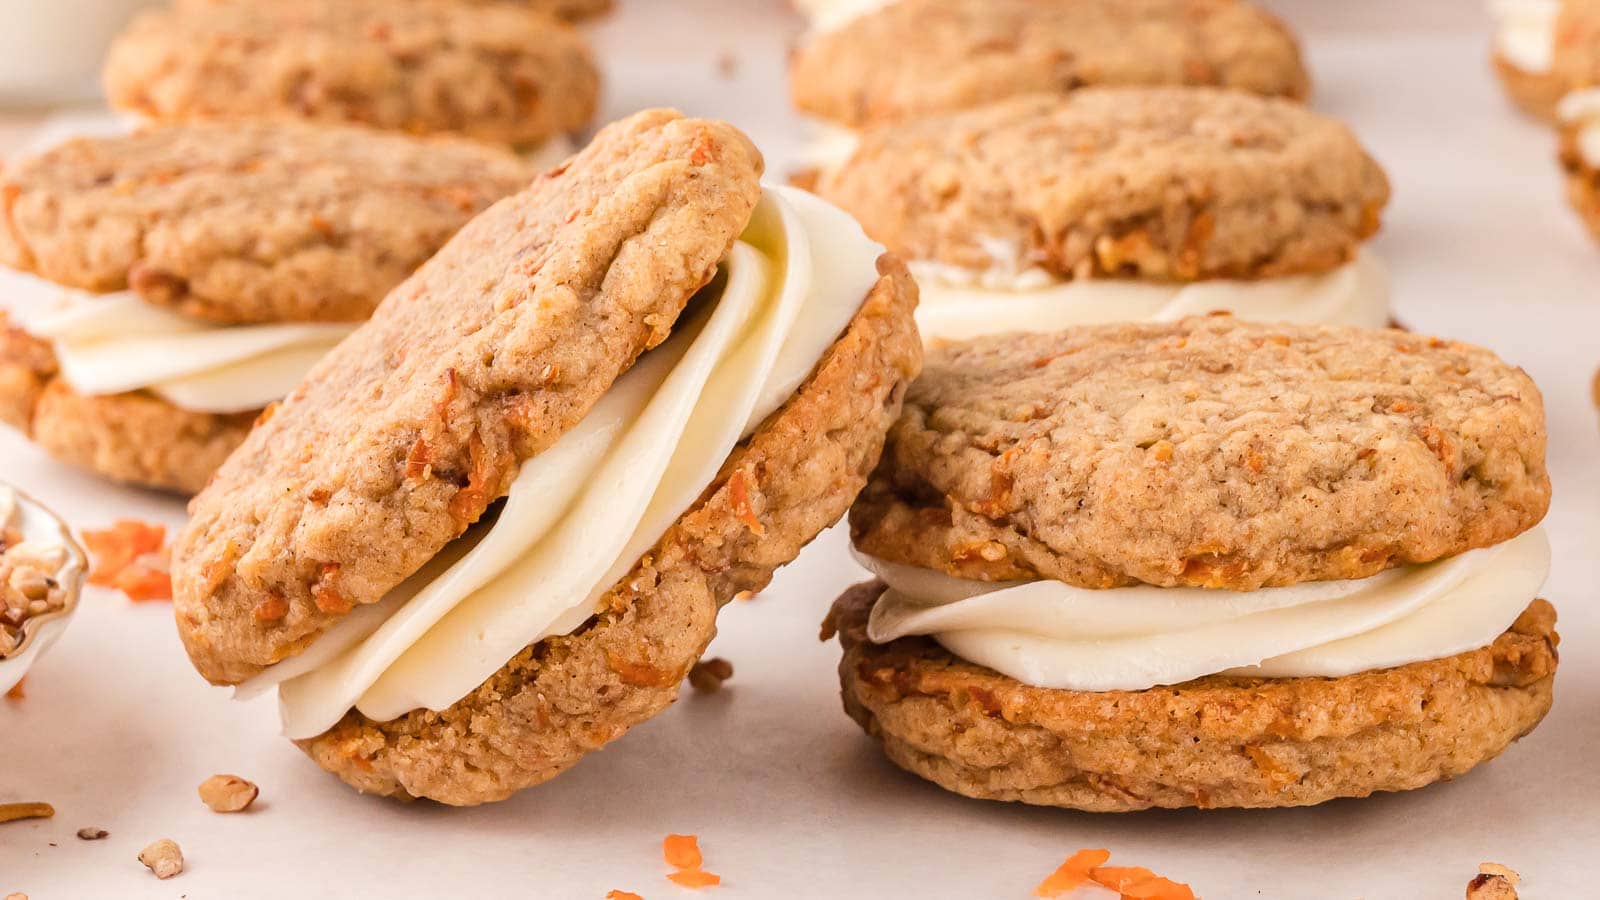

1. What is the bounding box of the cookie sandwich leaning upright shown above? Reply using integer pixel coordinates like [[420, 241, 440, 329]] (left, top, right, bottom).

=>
[[830, 316, 1558, 811], [0, 121, 533, 493], [105, 0, 599, 160], [171, 109, 922, 806], [789, 0, 1309, 182], [1558, 86, 1600, 241], [817, 88, 1392, 342]]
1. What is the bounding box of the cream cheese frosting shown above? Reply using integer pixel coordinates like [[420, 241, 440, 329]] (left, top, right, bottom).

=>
[[909, 249, 1391, 340], [236, 185, 885, 739], [1559, 87, 1600, 166], [794, 0, 894, 34], [1490, 0, 1562, 73], [2, 270, 355, 414], [860, 528, 1550, 691]]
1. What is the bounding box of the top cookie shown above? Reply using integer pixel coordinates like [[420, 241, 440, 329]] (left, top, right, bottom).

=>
[[816, 89, 1389, 281], [172, 109, 765, 685], [792, 0, 1309, 128], [852, 316, 1550, 591], [0, 121, 534, 325], [104, 0, 599, 145]]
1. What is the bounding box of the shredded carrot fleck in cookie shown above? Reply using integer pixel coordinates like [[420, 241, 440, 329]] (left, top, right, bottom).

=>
[[662, 834, 702, 870], [82, 521, 171, 602], [666, 869, 721, 889], [1034, 848, 1110, 896], [728, 471, 764, 536]]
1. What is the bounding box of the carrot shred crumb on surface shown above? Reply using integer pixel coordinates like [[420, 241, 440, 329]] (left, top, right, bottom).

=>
[[1034, 848, 1110, 896], [662, 834, 703, 870], [81, 521, 172, 602], [666, 869, 721, 889], [606, 891, 643, 900], [5, 677, 23, 700], [662, 833, 720, 890]]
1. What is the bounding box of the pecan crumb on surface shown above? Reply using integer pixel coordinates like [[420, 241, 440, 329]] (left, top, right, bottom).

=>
[[137, 838, 183, 879], [687, 657, 734, 694], [198, 774, 259, 813], [75, 827, 108, 841], [1466, 862, 1520, 899], [0, 802, 54, 824]]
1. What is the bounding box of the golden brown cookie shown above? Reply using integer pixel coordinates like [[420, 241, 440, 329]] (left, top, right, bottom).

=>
[[817, 89, 1389, 281], [851, 317, 1550, 591], [827, 582, 1558, 811], [174, 110, 769, 685], [0, 317, 254, 494], [104, 0, 599, 146], [180, 0, 615, 21], [1559, 112, 1600, 241], [791, 0, 1309, 129], [1, 121, 533, 325]]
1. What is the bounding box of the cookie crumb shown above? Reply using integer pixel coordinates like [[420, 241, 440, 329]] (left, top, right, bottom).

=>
[[76, 827, 109, 841], [138, 838, 183, 879], [1467, 863, 1520, 899], [0, 802, 54, 824], [687, 657, 733, 693], [197, 774, 259, 813]]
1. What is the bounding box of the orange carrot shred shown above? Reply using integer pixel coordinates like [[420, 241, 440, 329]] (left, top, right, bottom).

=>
[[5, 677, 24, 700], [1091, 865, 1196, 900], [1035, 848, 1111, 897], [114, 562, 172, 603], [662, 834, 702, 870], [666, 868, 721, 889], [82, 520, 166, 586], [606, 892, 643, 900]]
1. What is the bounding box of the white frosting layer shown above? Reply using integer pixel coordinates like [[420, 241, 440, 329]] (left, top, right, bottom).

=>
[[794, 0, 894, 33], [2, 270, 354, 414], [1490, 0, 1561, 73], [861, 528, 1549, 691], [239, 186, 883, 739], [1558, 87, 1600, 167], [909, 249, 1391, 341], [0, 485, 87, 695]]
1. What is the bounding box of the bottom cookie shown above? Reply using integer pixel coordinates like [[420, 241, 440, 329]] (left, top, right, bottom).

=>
[[1493, 54, 1565, 124], [826, 581, 1558, 812], [0, 318, 255, 494]]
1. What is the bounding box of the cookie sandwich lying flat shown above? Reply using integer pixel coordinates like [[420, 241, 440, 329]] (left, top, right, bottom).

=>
[[0, 121, 532, 493], [171, 110, 922, 805], [1490, 0, 1600, 122], [106, 0, 599, 154], [830, 316, 1558, 811], [1559, 88, 1600, 240], [790, 0, 1309, 180], [817, 89, 1391, 342]]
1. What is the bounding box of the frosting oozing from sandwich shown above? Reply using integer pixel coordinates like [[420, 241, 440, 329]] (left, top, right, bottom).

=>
[[860, 528, 1550, 691], [1489, 0, 1562, 73], [237, 186, 885, 739], [3, 273, 354, 414], [1559, 87, 1600, 166], [909, 248, 1391, 341]]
